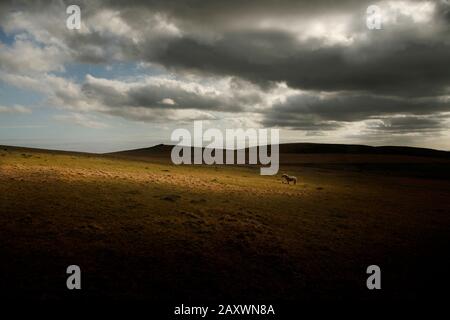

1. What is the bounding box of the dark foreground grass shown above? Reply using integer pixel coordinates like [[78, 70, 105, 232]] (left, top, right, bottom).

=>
[[1, 147, 449, 300]]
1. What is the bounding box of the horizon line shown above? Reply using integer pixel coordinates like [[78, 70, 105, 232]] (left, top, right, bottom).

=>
[[1, 142, 449, 155]]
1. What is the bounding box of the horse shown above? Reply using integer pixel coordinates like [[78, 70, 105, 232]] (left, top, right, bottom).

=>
[[281, 173, 297, 185]]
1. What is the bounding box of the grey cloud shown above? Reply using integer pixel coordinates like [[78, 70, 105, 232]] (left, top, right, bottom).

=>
[[81, 77, 249, 112], [4, 0, 449, 97], [1, 0, 450, 141], [154, 29, 450, 97], [267, 93, 450, 122], [262, 92, 450, 132], [370, 116, 447, 133], [101, 1, 450, 97]]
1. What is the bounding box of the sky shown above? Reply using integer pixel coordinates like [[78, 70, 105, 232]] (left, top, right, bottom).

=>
[[0, 0, 449, 152]]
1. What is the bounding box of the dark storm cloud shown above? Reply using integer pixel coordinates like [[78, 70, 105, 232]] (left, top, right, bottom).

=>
[[103, 0, 366, 18], [262, 92, 450, 130], [263, 116, 344, 132], [153, 31, 450, 97], [1, 0, 450, 137], [370, 116, 446, 133], [3, 0, 449, 98], [436, 0, 450, 22], [93, 0, 450, 97], [268, 93, 450, 122]]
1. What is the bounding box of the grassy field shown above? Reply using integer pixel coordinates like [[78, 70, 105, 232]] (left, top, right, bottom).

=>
[[1, 146, 449, 300]]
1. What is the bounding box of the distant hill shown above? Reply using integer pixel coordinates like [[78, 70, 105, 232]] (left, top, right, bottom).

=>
[[2, 143, 449, 179], [107, 143, 450, 179], [110, 144, 174, 156], [109, 143, 450, 159], [2, 143, 448, 159], [278, 143, 450, 158]]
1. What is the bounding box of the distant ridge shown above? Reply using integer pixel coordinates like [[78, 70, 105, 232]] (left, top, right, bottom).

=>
[[2, 143, 449, 179], [1, 142, 448, 159], [276, 143, 450, 158], [110, 143, 450, 159]]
